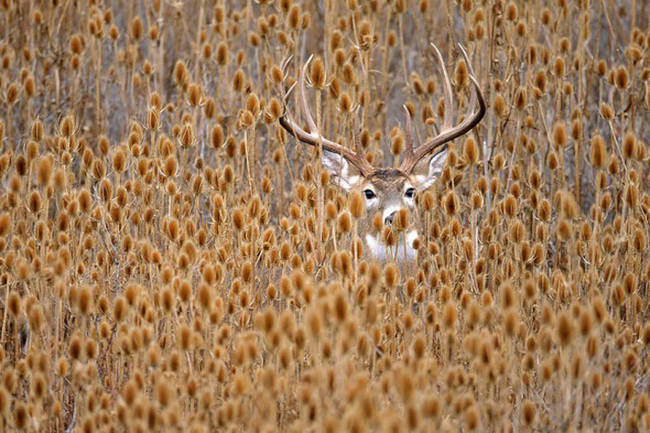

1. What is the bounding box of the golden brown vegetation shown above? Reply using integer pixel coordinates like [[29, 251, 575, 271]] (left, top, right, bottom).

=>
[[0, 0, 649, 432]]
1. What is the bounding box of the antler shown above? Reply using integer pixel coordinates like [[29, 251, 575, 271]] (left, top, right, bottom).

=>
[[400, 43, 486, 174], [279, 56, 374, 177]]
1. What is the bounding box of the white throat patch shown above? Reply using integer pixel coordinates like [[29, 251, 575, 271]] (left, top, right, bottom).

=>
[[365, 230, 419, 261]]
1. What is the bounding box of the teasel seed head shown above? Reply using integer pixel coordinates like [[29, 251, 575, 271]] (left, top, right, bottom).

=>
[[599, 102, 614, 120], [310, 56, 326, 89], [513, 86, 527, 110]]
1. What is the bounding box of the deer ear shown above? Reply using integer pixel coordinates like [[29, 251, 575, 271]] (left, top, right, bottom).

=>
[[322, 150, 362, 191], [413, 147, 448, 191]]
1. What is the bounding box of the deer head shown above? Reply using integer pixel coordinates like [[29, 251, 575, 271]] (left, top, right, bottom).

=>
[[279, 44, 486, 261]]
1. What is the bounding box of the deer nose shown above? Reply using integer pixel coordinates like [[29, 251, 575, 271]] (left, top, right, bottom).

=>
[[384, 211, 397, 225]]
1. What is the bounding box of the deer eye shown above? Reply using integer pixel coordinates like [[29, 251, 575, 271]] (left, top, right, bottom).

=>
[[363, 189, 376, 199], [405, 188, 415, 198]]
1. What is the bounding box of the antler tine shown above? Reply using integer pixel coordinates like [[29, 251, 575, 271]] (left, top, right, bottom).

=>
[[278, 57, 373, 176], [299, 55, 318, 135], [457, 44, 476, 81], [400, 43, 486, 174], [352, 107, 362, 154], [431, 43, 454, 131], [402, 105, 414, 160], [457, 43, 478, 115], [280, 54, 294, 76]]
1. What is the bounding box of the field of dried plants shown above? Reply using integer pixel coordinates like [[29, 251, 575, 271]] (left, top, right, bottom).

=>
[[0, 0, 649, 431]]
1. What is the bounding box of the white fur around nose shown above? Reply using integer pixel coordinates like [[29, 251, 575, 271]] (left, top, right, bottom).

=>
[[365, 229, 419, 261], [382, 205, 402, 222]]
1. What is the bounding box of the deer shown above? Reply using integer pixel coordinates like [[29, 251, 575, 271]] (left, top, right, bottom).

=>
[[279, 43, 486, 261]]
